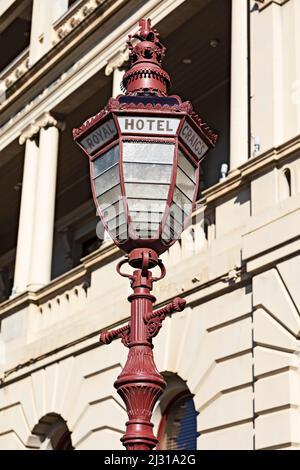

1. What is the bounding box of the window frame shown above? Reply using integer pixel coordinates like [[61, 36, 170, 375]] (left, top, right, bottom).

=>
[[157, 390, 198, 451]]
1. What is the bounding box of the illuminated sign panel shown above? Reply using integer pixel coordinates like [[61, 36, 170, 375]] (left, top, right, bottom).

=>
[[180, 121, 208, 160], [80, 119, 117, 154], [118, 116, 180, 135]]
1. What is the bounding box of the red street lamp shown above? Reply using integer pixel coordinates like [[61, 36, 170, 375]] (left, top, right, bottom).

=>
[[73, 18, 217, 450]]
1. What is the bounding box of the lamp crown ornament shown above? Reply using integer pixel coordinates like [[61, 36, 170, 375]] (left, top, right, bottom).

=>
[[122, 18, 170, 96], [128, 18, 166, 65]]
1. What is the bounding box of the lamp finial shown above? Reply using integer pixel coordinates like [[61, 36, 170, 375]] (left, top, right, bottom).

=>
[[122, 18, 170, 96]]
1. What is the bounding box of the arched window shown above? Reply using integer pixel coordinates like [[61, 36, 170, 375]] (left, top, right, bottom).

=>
[[31, 413, 73, 450], [157, 374, 198, 450]]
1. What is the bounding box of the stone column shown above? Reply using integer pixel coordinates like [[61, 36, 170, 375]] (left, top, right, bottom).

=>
[[12, 130, 40, 295], [29, 0, 69, 65], [28, 113, 64, 291], [112, 67, 125, 98], [251, 1, 286, 152], [105, 49, 129, 98], [230, 0, 249, 170]]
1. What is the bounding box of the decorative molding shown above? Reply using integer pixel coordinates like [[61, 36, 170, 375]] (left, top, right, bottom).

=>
[[0, 48, 30, 93], [53, 0, 108, 45], [19, 112, 65, 145], [105, 48, 130, 76], [72, 96, 218, 146], [201, 134, 300, 204], [0, 242, 119, 317]]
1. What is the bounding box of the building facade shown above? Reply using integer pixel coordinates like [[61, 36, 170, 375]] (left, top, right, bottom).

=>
[[0, 0, 300, 450]]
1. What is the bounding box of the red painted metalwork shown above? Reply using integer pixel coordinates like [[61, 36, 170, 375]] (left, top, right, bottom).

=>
[[73, 18, 217, 450], [100, 247, 186, 450], [122, 18, 170, 96]]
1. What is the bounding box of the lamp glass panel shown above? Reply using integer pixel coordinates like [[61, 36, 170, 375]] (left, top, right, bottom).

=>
[[129, 210, 163, 238], [173, 149, 197, 214], [127, 199, 166, 213], [171, 203, 186, 225], [173, 188, 192, 215], [92, 145, 127, 242], [111, 223, 128, 240], [106, 212, 126, 231], [163, 150, 197, 243], [123, 141, 174, 164], [93, 145, 119, 177], [162, 210, 185, 242], [97, 184, 121, 207], [122, 141, 175, 239], [125, 183, 169, 199], [177, 150, 196, 182], [123, 162, 172, 183], [100, 200, 124, 222], [93, 164, 120, 196], [130, 211, 162, 224], [176, 168, 195, 202], [131, 221, 160, 238]]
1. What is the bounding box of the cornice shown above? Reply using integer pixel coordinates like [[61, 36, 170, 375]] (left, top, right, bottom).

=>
[[0, 48, 30, 91], [0, 242, 120, 317], [201, 134, 300, 204]]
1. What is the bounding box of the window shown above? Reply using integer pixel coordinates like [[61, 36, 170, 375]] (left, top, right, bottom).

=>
[[31, 413, 73, 450], [158, 391, 198, 450]]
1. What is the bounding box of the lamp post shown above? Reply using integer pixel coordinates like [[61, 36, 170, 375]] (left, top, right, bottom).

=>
[[73, 18, 217, 450]]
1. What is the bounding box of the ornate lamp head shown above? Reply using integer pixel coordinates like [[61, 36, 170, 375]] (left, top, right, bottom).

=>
[[73, 18, 218, 256]]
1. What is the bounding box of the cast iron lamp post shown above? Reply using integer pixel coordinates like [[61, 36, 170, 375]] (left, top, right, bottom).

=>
[[73, 19, 217, 450]]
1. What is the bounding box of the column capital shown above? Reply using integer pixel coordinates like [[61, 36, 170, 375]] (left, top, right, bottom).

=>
[[38, 112, 65, 132], [19, 122, 40, 145], [19, 112, 65, 145], [105, 48, 129, 76]]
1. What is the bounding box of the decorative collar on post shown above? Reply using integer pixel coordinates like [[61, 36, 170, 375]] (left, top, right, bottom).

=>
[[121, 18, 170, 96]]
